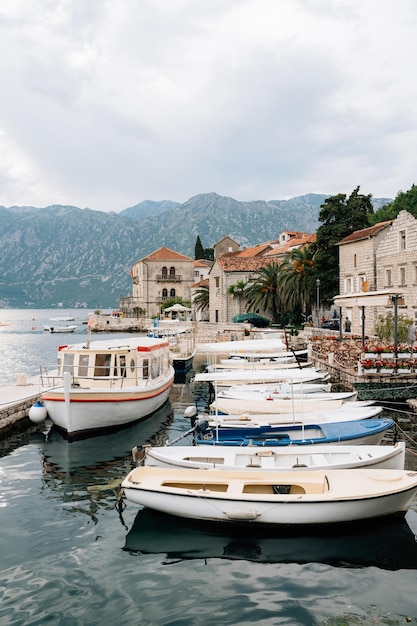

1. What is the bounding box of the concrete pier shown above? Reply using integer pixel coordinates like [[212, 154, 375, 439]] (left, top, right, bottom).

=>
[[0, 375, 43, 436]]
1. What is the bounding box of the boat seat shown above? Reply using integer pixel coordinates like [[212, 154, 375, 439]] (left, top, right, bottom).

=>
[[311, 454, 329, 466]]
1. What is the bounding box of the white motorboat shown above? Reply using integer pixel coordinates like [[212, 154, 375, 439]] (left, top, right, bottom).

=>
[[194, 367, 331, 388], [204, 404, 383, 428], [208, 360, 313, 371], [209, 396, 374, 416], [43, 322, 77, 333], [120, 466, 417, 525], [136, 441, 406, 471], [216, 388, 357, 402], [222, 381, 332, 394], [36, 337, 175, 440]]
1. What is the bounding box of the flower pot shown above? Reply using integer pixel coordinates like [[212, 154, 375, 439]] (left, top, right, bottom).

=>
[[364, 353, 378, 359], [397, 353, 411, 359], [397, 368, 411, 374], [364, 368, 378, 374]]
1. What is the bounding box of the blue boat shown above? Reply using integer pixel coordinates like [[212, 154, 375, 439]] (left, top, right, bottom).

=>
[[194, 418, 394, 447]]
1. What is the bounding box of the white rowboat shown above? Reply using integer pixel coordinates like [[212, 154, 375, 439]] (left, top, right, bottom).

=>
[[137, 441, 406, 472], [120, 466, 417, 525]]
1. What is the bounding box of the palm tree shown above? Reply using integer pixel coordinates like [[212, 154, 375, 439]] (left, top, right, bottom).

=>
[[192, 283, 209, 314], [278, 246, 316, 316], [244, 263, 281, 324]]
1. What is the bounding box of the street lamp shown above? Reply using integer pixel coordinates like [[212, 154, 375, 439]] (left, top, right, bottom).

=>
[[316, 279, 321, 328]]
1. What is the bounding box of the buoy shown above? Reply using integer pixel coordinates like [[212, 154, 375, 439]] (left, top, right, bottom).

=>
[[29, 401, 48, 424]]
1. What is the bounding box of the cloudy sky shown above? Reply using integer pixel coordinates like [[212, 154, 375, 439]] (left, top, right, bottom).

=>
[[0, 0, 416, 213]]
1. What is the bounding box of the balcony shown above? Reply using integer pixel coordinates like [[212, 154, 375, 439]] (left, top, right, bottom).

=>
[[156, 274, 182, 282]]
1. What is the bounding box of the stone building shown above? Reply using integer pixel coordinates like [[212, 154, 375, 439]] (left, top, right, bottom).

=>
[[335, 210, 417, 335], [209, 243, 273, 323], [120, 247, 194, 318]]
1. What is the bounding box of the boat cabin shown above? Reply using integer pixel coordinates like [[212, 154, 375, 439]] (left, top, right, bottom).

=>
[[56, 340, 171, 388]]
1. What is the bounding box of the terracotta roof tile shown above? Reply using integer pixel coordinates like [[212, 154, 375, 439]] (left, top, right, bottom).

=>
[[218, 254, 274, 272], [337, 221, 393, 245], [140, 246, 193, 262], [194, 259, 213, 267], [192, 278, 209, 288]]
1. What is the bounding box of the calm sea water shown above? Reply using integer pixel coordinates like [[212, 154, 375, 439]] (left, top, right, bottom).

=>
[[1, 310, 417, 626]]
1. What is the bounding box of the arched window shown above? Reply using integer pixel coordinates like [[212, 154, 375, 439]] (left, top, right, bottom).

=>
[[169, 266, 176, 276], [170, 288, 176, 298], [162, 288, 168, 299], [161, 266, 168, 278]]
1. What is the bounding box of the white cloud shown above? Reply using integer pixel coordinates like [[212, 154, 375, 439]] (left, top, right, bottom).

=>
[[0, 0, 416, 210]]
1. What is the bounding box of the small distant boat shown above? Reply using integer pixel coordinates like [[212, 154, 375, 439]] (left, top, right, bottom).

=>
[[137, 441, 406, 472], [43, 316, 77, 333], [193, 417, 394, 447], [44, 324, 77, 333], [36, 337, 175, 440], [120, 465, 417, 525]]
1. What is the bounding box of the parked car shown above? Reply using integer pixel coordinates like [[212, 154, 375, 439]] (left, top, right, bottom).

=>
[[321, 319, 340, 330]]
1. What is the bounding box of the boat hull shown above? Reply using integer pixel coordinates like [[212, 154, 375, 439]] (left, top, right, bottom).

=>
[[141, 442, 406, 471], [42, 375, 174, 439], [121, 466, 417, 525], [194, 418, 394, 447]]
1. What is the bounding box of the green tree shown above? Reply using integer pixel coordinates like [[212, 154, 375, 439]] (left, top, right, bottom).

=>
[[244, 263, 281, 324], [203, 247, 214, 261], [314, 186, 374, 304], [227, 280, 247, 314], [161, 296, 191, 313], [374, 313, 413, 343], [192, 283, 209, 313], [194, 235, 205, 260], [370, 183, 417, 224], [278, 246, 316, 317]]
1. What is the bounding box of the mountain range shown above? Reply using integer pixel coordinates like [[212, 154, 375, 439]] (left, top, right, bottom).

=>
[[0, 192, 391, 308]]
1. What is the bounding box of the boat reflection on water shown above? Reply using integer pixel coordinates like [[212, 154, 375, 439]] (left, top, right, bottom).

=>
[[123, 507, 417, 571], [30, 402, 174, 518]]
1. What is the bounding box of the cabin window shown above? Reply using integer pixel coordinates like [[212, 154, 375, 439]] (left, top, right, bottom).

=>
[[94, 353, 111, 377], [78, 354, 89, 377], [62, 353, 74, 375], [119, 355, 127, 378], [151, 356, 160, 379], [143, 358, 149, 379]]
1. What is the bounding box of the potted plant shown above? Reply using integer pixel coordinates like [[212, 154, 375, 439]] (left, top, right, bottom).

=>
[[378, 359, 395, 374], [359, 359, 378, 374]]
